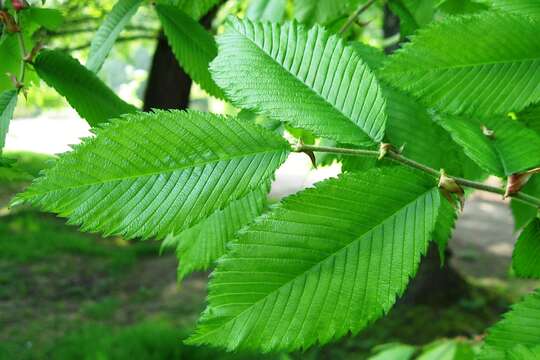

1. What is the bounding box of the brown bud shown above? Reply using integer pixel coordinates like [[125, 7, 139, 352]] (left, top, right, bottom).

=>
[[378, 143, 393, 160], [504, 168, 540, 198], [438, 169, 465, 210]]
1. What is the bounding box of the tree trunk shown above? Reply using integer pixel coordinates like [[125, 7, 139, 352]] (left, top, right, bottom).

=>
[[142, 9, 217, 111], [383, 4, 401, 54], [143, 32, 192, 111], [383, 4, 470, 306]]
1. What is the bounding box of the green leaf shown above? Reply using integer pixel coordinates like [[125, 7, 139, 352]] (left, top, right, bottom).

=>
[[436, 115, 540, 177], [489, 0, 540, 19], [15, 110, 290, 240], [163, 185, 269, 280], [511, 176, 540, 229], [368, 343, 416, 360], [518, 102, 540, 136], [433, 198, 458, 262], [480, 289, 540, 359], [156, 4, 224, 99], [156, 0, 220, 20], [384, 88, 482, 178], [349, 42, 385, 70], [388, 0, 438, 37], [382, 12, 540, 116], [211, 18, 387, 146], [294, 0, 357, 25], [0, 90, 17, 151], [86, 0, 143, 73], [437, 0, 488, 15], [0, 35, 35, 93], [188, 167, 440, 351], [21, 7, 64, 30], [507, 345, 540, 360], [247, 0, 287, 22], [34, 50, 138, 127], [512, 218, 540, 278], [418, 340, 474, 360], [347, 42, 484, 179], [435, 116, 503, 176]]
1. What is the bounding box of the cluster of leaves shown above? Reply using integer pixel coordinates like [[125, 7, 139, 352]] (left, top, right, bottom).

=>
[[1, 0, 540, 357]]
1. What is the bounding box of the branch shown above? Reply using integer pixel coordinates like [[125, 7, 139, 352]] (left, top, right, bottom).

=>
[[339, 0, 377, 35], [295, 144, 540, 208]]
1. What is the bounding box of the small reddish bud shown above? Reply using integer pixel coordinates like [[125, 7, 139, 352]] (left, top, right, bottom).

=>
[[11, 0, 27, 11]]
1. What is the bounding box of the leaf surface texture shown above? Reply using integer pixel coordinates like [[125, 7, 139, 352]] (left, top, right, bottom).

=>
[[489, 0, 540, 18], [211, 18, 387, 146], [16, 110, 289, 240], [156, 4, 224, 99], [164, 186, 269, 279], [0, 90, 17, 151], [480, 290, 540, 359], [436, 115, 540, 176], [189, 167, 440, 351], [512, 218, 540, 278], [511, 176, 540, 230], [382, 12, 540, 116]]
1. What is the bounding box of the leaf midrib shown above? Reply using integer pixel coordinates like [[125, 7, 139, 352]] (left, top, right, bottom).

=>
[[25, 147, 287, 196], [195, 186, 438, 342], [386, 56, 540, 75]]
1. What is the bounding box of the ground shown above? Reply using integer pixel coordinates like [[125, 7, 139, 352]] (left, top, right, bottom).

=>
[[0, 147, 537, 359]]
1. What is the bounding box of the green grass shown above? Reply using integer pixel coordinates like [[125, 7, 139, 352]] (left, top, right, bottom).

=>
[[1, 320, 282, 360], [44, 321, 186, 360], [81, 297, 121, 320], [0, 211, 159, 270], [52, 321, 281, 360]]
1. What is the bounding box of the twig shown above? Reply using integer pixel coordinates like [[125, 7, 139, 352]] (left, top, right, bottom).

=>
[[339, 0, 377, 35], [295, 144, 540, 208]]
